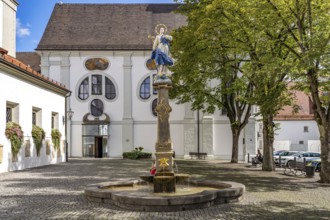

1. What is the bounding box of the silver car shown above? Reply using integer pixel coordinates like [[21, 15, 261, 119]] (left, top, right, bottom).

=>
[[278, 151, 321, 167], [274, 151, 301, 165]]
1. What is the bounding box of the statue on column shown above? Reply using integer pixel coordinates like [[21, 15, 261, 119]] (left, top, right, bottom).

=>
[[151, 24, 173, 81]]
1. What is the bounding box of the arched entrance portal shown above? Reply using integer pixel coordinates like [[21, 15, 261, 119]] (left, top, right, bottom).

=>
[[82, 113, 110, 158]]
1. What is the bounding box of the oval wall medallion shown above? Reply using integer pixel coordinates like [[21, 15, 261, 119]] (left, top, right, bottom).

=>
[[85, 58, 109, 70], [146, 58, 157, 70]]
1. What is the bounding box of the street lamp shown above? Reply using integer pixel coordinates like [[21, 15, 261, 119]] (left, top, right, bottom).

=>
[[67, 108, 74, 120]]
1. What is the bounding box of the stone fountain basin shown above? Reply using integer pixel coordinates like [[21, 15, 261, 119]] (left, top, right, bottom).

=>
[[84, 178, 245, 212]]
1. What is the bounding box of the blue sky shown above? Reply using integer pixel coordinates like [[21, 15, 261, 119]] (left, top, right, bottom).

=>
[[16, 0, 175, 52]]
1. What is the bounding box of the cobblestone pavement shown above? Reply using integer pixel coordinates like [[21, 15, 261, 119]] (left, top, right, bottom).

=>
[[0, 158, 329, 220]]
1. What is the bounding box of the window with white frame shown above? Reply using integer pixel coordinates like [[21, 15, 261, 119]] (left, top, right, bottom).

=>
[[139, 74, 157, 100], [6, 101, 19, 123], [32, 107, 42, 126], [51, 112, 59, 129], [77, 74, 117, 101]]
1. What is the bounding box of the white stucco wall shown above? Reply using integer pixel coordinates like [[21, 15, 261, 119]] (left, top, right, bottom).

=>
[[308, 140, 321, 152], [0, 69, 66, 173], [1, 0, 17, 57], [274, 120, 319, 151]]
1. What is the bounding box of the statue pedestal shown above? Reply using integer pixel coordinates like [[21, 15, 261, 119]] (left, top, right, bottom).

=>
[[153, 77, 176, 193]]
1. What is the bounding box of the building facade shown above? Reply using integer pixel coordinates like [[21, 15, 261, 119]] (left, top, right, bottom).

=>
[[0, 0, 69, 173], [34, 3, 260, 160]]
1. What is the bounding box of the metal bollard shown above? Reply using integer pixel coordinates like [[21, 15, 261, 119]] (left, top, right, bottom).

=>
[[248, 153, 250, 163], [279, 156, 281, 168]]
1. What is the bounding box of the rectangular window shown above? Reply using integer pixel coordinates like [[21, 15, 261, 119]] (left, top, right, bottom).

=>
[[92, 75, 102, 95], [32, 112, 37, 125], [6, 107, 12, 122], [32, 107, 42, 126], [6, 101, 19, 123], [304, 126, 309, 132], [51, 112, 59, 129], [299, 140, 304, 144]]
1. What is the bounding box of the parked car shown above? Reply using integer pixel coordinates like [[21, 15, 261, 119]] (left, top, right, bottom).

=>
[[273, 150, 288, 162], [274, 151, 301, 165], [278, 151, 321, 167], [310, 158, 321, 172]]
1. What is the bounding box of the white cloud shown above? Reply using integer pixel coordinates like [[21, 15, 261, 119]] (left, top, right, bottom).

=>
[[16, 18, 31, 37]]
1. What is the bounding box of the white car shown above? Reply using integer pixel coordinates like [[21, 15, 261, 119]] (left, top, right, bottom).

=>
[[274, 151, 301, 165], [278, 151, 321, 167]]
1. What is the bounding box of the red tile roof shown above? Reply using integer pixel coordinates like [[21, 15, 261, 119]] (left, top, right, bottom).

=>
[[0, 48, 67, 90], [275, 87, 314, 120]]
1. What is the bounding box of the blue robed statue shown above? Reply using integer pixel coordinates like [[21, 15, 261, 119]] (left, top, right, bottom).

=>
[[151, 24, 173, 79]]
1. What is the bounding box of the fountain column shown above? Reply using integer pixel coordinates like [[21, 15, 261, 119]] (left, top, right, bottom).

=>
[[153, 79, 175, 193]]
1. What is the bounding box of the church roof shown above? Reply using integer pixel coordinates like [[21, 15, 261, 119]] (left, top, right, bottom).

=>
[[0, 48, 69, 94], [36, 4, 186, 51], [16, 52, 41, 73]]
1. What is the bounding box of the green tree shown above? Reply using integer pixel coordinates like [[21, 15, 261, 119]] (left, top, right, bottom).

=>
[[173, 0, 295, 169], [261, 0, 330, 183], [171, 0, 253, 163]]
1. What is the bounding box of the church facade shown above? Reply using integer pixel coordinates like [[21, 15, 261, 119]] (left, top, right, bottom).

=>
[[35, 3, 260, 160]]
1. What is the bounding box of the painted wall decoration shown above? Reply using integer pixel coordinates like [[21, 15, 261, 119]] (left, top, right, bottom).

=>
[[85, 58, 109, 70], [146, 58, 157, 70]]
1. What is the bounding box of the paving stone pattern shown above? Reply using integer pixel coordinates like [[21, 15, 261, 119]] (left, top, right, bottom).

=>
[[0, 158, 329, 219]]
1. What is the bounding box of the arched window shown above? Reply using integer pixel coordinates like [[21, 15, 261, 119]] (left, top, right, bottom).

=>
[[105, 77, 116, 100], [152, 98, 158, 117], [92, 75, 102, 95], [78, 77, 89, 100], [140, 76, 151, 99], [91, 99, 104, 117]]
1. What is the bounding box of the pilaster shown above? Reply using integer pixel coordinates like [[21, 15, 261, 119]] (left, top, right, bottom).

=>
[[60, 53, 71, 88], [40, 55, 50, 77], [202, 115, 214, 157], [122, 53, 134, 152], [183, 103, 196, 156]]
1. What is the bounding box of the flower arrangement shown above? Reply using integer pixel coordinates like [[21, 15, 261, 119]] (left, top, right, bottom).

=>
[[5, 122, 24, 159], [32, 125, 45, 157], [51, 129, 62, 150]]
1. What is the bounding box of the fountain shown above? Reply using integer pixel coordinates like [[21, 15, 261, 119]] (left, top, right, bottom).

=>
[[84, 24, 245, 212]]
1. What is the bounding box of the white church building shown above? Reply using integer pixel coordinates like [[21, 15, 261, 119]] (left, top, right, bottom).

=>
[[32, 3, 261, 160], [0, 0, 69, 172]]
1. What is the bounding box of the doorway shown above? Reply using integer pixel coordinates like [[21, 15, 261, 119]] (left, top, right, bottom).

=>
[[95, 136, 103, 158]]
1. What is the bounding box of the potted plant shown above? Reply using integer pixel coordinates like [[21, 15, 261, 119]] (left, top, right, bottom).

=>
[[51, 129, 62, 151], [32, 125, 45, 157], [5, 122, 24, 161]]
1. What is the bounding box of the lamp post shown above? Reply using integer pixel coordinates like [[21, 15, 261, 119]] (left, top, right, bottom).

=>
[[66, 108, 74, 162]]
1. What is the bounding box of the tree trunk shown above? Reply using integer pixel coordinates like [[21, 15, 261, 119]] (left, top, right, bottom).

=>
[[262, 115, 275, 171], [307, 70, 330, 183], [317, 124, 330, 183], [231, 128, 240, 163]]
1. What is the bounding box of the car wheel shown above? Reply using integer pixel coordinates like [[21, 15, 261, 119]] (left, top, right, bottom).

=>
[[317, 163, 321, 172], [287, 160, 294, 167]]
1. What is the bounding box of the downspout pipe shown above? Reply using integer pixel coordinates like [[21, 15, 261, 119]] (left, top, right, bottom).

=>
[[64, 91, 72, 162]]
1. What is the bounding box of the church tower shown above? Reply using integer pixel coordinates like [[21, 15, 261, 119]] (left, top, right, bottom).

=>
[[0, 0, 18, 57]]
